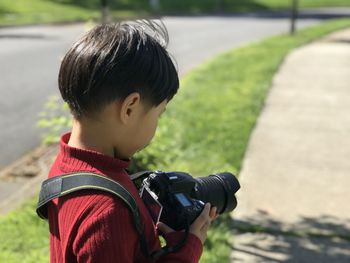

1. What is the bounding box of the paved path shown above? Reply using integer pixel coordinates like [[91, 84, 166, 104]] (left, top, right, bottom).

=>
[[2, 9, 350, 167], [232, 28, 350, 262]]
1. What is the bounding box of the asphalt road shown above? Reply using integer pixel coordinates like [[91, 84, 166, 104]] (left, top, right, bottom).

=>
[[0, 9, 349, 167]]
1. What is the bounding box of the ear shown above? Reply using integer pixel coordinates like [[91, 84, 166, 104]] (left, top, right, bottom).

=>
[[120, 92, 141, 124]]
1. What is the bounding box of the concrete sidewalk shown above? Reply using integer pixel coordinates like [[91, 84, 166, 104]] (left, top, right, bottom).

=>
[[232, 28, 350, 262]]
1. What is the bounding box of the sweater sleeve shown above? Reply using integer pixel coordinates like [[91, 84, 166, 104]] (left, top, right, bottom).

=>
[[157, 232, 203, 263], [72, 204, 139, 263]]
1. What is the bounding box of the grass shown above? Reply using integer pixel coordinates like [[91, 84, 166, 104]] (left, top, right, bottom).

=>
[[0, 0, 147, 27], [0, 199, 49, 263], [256, 0, 350, 10], [1, 17, 350, 263], [1, 0, 350, 26], [0, 0, 96, 26], [158, 0, 350, 13]]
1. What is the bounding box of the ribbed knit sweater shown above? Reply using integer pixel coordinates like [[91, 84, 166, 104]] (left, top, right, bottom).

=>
[[47, 133, 203, 262]]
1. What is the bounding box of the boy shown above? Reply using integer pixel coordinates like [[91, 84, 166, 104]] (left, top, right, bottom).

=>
[[47, 21, 217, 262]]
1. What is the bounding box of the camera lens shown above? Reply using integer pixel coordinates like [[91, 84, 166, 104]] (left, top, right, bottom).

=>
[[193, 173, 240, 214]]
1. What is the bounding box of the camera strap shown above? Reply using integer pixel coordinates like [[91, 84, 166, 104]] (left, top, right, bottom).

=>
[[36, 172, 158, 260]]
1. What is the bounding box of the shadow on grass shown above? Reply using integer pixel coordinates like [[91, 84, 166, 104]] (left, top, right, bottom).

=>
[[231, 211, 350, 262], [0, 34, 53, 39], [46, 0, 272, 14], [47, 0, 149, 10], [159, 0, 270, 14], [243, 10, 350, 20], [219, 0, 270, 12], [162, 9, 350, 21], [0, 6, 11, 16], [47, 0, 99, 9]]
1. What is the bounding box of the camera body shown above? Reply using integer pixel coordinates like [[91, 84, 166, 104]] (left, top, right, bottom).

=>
[[138, 171, 240, 231]]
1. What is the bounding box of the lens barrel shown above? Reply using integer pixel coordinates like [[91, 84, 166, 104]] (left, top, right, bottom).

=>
[[193, 173, 240, 214]]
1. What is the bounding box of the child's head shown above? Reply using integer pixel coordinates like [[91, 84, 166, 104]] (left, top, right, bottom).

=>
[[59, 21, 179, 158], [59, 20, 178, 118]]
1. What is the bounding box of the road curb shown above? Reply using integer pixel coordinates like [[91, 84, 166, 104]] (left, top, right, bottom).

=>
[[0, 144, 58, 215]]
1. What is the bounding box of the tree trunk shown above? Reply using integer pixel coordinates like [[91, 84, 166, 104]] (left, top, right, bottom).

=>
[[218, 0, 225, 11], [101, 0, 110, 24], [150, 0, 160, 11], [290, 0, 298, 35]]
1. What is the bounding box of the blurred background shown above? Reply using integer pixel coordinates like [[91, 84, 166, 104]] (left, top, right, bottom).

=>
[[0, 1, 349, 262]]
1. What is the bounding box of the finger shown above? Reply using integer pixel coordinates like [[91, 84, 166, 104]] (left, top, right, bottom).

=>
[[190, 203, 211, 233], [157, 222, 174, 234], [209, 206, 217, 219], [201, 209, 214, 231], [196, 203, 211, 225]]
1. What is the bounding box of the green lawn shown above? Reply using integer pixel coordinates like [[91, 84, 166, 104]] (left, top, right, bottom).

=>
[[1, 18, 350, 263], [0, 0, 95, 26], [257, 0, 350, 9], [0, 0, 146, 26], [0, 199, 49, 263], [1, 0, 350, 26]]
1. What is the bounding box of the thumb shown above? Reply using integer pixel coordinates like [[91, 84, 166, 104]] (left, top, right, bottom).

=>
[[157, 222, 174, 234]]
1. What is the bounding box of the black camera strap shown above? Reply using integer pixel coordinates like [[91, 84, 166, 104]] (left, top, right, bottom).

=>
[[36, 172, 157, 260]]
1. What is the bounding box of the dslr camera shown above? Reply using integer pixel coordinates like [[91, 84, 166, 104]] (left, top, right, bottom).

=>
[[133, 171, 240, 230]]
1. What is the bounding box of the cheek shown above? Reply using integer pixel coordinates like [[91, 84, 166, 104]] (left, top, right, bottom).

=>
[[133, 117, 158, 151], [143, 119, 158, 143]]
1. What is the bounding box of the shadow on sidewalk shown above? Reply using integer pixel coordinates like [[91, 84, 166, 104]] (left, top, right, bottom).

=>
[[231, 211, 350, 262], [323, 36, 350, 44]]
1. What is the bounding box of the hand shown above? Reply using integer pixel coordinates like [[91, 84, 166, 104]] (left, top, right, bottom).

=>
[[156, 203, 218, 244], [189, 203, 217, 244]]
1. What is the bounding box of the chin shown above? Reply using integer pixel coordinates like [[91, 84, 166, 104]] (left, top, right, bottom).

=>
[[134, 143, 149, 154]]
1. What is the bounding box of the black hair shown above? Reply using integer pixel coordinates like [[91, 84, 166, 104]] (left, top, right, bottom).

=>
[[58, 20, 179, 119]]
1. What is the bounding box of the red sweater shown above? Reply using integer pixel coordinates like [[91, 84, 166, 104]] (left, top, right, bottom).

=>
[[48, 133, 203, 263]]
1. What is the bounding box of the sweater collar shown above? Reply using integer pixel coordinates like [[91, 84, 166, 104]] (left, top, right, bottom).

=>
[[59, 132, 130, 175]]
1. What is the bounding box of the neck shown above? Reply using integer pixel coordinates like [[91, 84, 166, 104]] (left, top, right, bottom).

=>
[[68, 118, 116, 158]]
